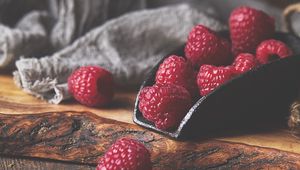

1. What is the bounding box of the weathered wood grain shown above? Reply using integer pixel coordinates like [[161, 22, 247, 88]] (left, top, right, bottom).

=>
[[1, 112, 300, 169], [2, 75, 300, 154], [0, 156, 95, 170], [0, 75, 135, 124], [2, 75, 300, 168]]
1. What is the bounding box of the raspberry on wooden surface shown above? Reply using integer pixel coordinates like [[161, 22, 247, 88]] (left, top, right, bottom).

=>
[[68, 66, 114, 107], [97, 138, 152, 170]]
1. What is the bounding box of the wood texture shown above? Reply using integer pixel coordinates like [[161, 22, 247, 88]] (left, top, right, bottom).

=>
[[1, 112, 300, 169], [2, 75, 300, 153], [0, 75, 134, 124], [1, 75, 300, 169], [0, 156, 95, 170]]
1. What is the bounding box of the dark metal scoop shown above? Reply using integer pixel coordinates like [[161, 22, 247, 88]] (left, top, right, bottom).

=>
[[133, 32, 300, 140]]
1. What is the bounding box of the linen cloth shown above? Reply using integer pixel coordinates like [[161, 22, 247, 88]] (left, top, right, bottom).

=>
[[0, 0, 288, 104]]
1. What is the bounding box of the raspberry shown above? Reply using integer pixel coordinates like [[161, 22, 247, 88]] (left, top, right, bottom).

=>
[[138, 84, 192, 130], [232, 53, 258, 74], [256, 39, 293, 64], [185, 25, 232, 68], [229, 6, 275, 55], [97, 138, 151, 170], [155, 55, 198, 97], [197, 65, 236, 96], [68, 66, 114, 107]]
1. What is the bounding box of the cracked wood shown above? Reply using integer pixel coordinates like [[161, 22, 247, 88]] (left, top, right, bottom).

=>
[[1, 112, 300, 169]]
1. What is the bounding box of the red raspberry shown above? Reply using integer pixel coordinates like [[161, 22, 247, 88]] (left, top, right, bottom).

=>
[[229, 6, 275, 55], [197, 65, 236, 96], [68, 66, 114, 107], [138, 84, 192, 130], [185, 25, 232, 68], [232, 53, 258, 74], [155, 55, 198, 97], [256, 39, 293, 64], [97, 138, 151, 170]]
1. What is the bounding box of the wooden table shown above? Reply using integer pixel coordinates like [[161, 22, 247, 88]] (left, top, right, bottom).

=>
[[1, 75, 300, 169]]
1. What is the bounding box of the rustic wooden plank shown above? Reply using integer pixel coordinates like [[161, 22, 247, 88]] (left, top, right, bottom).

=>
[[218, 129, 300, 154], [1, 112, 300, 169], [2, 75, 300, 168], [2, 75, 300, 154], [0, 75, 135, 124], [0, 156, 95, 170]]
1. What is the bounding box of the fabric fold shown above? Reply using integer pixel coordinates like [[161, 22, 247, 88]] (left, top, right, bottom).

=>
[[0, 11, 50, 69], [49, 0, 146, 50], [14, 4, 225, 104]]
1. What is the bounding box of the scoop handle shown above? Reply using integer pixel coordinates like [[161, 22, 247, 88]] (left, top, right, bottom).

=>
[[283, 3, 300, 37]]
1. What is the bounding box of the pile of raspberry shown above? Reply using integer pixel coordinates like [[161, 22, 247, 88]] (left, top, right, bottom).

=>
[[70, 6, 297, 170], [139, 6, 294, 131]]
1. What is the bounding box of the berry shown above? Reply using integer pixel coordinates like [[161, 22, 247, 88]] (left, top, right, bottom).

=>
[[256, 39, 293, 64], [97, 138, 151, 170], [229, 6, 275, 55], [155, 55, 197, 97], [185, 25, 232, 68], [68, 66, 114, 107], [138, 84, 192, 130], [197, 65, 236, 96], [232, 53, 258, 74]]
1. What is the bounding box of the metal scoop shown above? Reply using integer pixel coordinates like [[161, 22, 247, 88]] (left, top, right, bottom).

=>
[[133, 32, 300, 140]]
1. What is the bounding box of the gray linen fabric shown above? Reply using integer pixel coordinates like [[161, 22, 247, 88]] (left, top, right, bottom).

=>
[[0, 11, 50, 69], [13, 4, 225, 104], [0, 0, 294, 104], [49, 0, 147, 50], [0, 0, 146, 70]]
